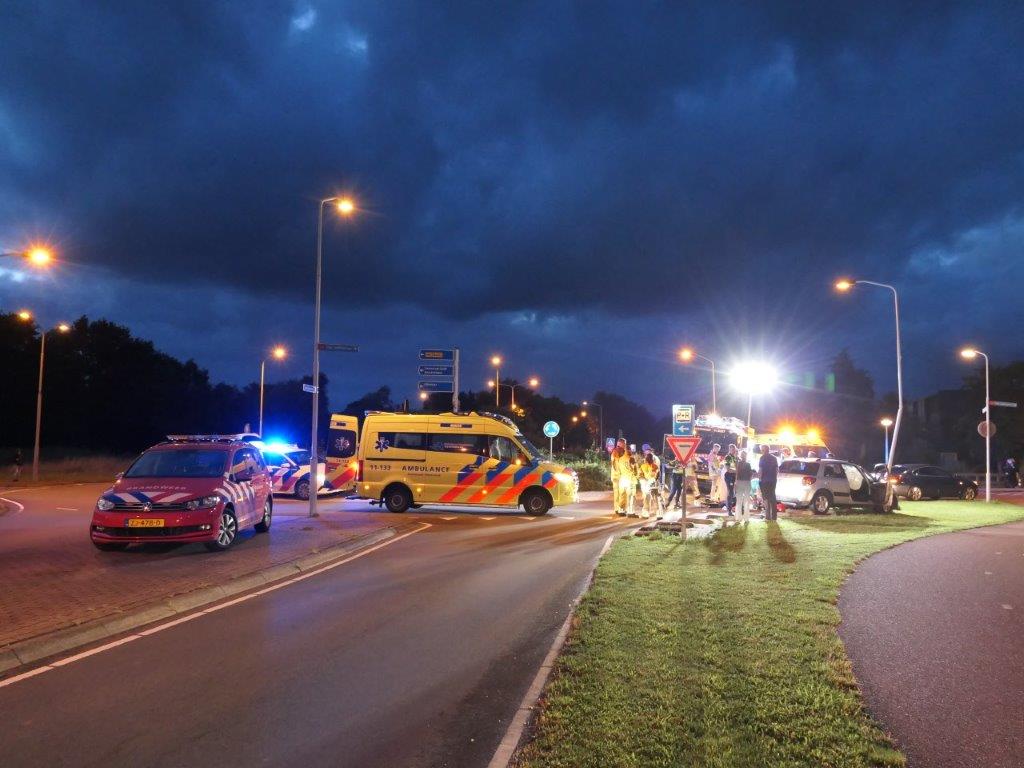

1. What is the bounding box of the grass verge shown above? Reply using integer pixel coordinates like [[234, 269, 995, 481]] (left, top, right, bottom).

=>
[[0, 455, 130, 489], [517, 501, 1024, 768]]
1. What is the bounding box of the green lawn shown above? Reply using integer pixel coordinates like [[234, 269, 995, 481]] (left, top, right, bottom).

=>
[[518, 501, 1024, 768]]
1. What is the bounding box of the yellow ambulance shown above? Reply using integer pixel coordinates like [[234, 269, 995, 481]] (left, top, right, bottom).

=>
[[324, 411, 579, 515], [750, 425, 830, 459]]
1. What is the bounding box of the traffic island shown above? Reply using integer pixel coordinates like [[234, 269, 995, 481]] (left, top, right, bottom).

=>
[[514, 501, 1024, 768], [0, 511, 412, 676]]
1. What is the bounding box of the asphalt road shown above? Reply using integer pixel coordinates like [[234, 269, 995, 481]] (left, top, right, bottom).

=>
[[0, 490, 631, 768], [839, 520, 1024, 768]]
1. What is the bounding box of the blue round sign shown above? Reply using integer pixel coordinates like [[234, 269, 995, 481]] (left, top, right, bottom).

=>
[[543, 420, 560, 438]]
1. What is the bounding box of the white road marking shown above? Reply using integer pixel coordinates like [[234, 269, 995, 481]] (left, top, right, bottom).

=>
[[1001, 604, 1013, 610], [441, 516, 458, 521], [0, 523, 430, 689], [0, 497, 26, 515], [56, 507, 78, 512], [985, 571, 993, 575], [479, 516, 496, 521]]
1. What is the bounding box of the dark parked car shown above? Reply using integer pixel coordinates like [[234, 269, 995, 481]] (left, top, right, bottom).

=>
[[882, 464, 978, 501]]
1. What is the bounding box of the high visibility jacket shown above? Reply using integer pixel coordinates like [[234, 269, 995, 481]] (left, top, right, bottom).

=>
[[639, 462, 658, 481], [614, 453, 635, 481]]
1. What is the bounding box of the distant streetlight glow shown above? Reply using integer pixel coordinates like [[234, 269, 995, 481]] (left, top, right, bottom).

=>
[[880, 417, 893, 427], [960, 348, 978, 359], [419, 391, 428, 401], [17, 310, 32, 321], [834, 279, 853, 292], [336, 197, 356, 216], [272, 345, 287, 360], [56, 322, 70, 333], [2, 245, 54, 268], [528, 376, 539, 388]]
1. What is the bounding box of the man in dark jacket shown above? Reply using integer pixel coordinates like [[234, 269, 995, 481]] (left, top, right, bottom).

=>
[[758, 444, 779, 521]]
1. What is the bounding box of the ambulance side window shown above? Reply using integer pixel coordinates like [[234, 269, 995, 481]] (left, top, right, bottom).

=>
[[328, 429, 357, 459], [488, 436, 520, 463], [428, 434, 488, 455]]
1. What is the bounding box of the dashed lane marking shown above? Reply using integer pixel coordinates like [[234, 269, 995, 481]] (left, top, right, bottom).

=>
[[1001, 604, 1013, 610], [56, 507, 78, 512], [0, 522, 431, 689], [441, 516, 458, 521]]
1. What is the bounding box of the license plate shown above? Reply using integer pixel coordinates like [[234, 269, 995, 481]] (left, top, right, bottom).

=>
[[127, 518, 164, 528]]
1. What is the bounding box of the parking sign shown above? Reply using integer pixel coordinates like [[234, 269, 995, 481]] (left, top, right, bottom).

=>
[[672, 404, 695, 436]]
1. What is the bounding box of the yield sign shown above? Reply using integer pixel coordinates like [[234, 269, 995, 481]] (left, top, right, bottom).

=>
[[666, 436, 701, 463]]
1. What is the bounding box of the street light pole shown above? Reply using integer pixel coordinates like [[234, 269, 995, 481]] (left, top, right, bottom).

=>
[[32, 330, 47, 482], [309, 196, 356, 518], [259, 359, 267, 437], [679, 349, 717, 413], [880, 418, 893, 463], [836, 279, 903, 507], [491, 356, 502, 408], [960, 348, 991, 502]]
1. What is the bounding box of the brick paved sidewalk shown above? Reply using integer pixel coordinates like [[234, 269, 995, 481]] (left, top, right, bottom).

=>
[[0, 490, 394, 650]]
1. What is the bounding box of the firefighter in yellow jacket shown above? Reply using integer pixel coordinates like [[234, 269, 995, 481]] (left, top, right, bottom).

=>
[[612, 442, 636, 516]]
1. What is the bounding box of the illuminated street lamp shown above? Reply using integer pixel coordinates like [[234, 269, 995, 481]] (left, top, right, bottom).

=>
[[258, 345, 287, 437], [835, 278, 903, 507], [17, 311, 71, 481], [730, 361, 778, 429], [490, 355, 502, 407], [1, 245, 53, 268], [679, 347, 717, 413], [309, 195, 357, 518], [487, 371, 538, 408], [880, 417, 894, 463], [959, 347, 991, 502]]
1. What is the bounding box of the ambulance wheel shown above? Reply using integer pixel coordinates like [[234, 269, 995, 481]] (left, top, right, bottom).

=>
[[521, 489, 552, 516], [294, 479, 311, 501], [383, 484, 412, 513]]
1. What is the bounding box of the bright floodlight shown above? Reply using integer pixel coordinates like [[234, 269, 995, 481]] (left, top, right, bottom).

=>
[[730, 361, 778, 394], [834, 279, 854, 292], [679, 347, 694, 362], [27, 247, 53, 266], [271, 345, 287, 360], [336, 197, 356, 216], [17, 310, 32, 321], [959, 348, 979, 359], [880, 417, 893, 427]]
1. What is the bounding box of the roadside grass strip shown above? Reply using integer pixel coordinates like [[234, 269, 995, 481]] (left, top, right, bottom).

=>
[[518, 501, 1024, 768]]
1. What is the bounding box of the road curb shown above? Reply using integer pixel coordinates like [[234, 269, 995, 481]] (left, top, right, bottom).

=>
[[487, 530, 620, 768], [0, 524, 405, 677]]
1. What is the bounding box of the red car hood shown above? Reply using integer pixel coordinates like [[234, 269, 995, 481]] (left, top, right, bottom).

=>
[[102, 477, 227, 505]]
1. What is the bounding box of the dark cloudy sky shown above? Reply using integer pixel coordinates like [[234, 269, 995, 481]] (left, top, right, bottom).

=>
[[2, 1, 1022, 423]]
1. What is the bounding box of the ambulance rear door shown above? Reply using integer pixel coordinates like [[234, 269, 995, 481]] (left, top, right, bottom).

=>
[[323, 414, 359, 491]]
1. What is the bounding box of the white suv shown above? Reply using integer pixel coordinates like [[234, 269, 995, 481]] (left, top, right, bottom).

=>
[[776, 458, 893, 514]]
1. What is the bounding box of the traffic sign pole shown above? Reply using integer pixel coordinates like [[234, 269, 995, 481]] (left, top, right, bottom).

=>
[[453, 348, 460, 414]]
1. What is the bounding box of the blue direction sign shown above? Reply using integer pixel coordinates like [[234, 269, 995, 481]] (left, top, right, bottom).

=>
[[418, 365, 454, 377], [672, 404, 695, 436], [543, 421, 561, 438], [419, 380, 454, 393], [419, 349, 454, 361]]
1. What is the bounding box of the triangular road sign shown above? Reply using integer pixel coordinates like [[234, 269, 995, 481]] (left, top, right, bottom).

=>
[[666, 436, 701, 463]]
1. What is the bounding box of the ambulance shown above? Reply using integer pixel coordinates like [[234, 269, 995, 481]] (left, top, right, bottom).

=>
[[323, 411, 579, 515], [691, 414, 751, 495], [750, 425, 829, 459]]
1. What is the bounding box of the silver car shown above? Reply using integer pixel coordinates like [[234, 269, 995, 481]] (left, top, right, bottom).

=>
[[776, 458, 892, 514]]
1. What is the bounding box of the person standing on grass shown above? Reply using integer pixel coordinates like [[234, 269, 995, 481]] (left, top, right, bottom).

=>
[[734, 450, 753, 521], [758, 443, 779, 521], [610, 441, 623, 514], [723, 444, 738, 515], [11, 449, 23, 483], [666, 456, 686, 510]]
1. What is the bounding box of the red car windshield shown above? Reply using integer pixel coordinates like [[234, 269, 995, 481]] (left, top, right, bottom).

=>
[[125, 449, 228, 478]]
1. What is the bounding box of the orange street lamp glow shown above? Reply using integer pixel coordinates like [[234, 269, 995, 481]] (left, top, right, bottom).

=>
[[580, 410, 587, 418], [572, 416, 579, 423], [271, 345, 287, 360], [28, 247, 53, 266], [679, 347, 694, 362], [487, 379, 496, 388], [17, 310, 32, 321], [959, 347, 979, 359], [419, 391, 428, 401], [490, 355, 502, 367], [528, 376, 539, 388], [880, 417, 893, 427], [56, 322, 70, 333], [834, 279, 854, 292], [336, 197, 356, 216]]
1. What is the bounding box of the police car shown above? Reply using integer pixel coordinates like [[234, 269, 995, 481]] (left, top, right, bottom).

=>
[[255, 441, 325, 500]]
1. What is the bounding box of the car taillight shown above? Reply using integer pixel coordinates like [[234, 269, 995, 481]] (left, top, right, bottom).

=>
[[356, 460, 363, 481], [801, 476, 815, 486]]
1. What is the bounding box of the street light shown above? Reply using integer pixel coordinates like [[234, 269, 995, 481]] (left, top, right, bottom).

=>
[[1, 245, 53, 268], [490, 355, 502, 407], [679, 347, 717, 413], [258, 345, 287, 437], [880, 417, 893, 463], [17, 311, 71, 481], [835, 278, 903, 507], [730, 361, 778, 429], [960, 347, 991, 502], [309, 195, 358, 518], [487, 372, 537, 408], [582, 400, 604, 450]]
